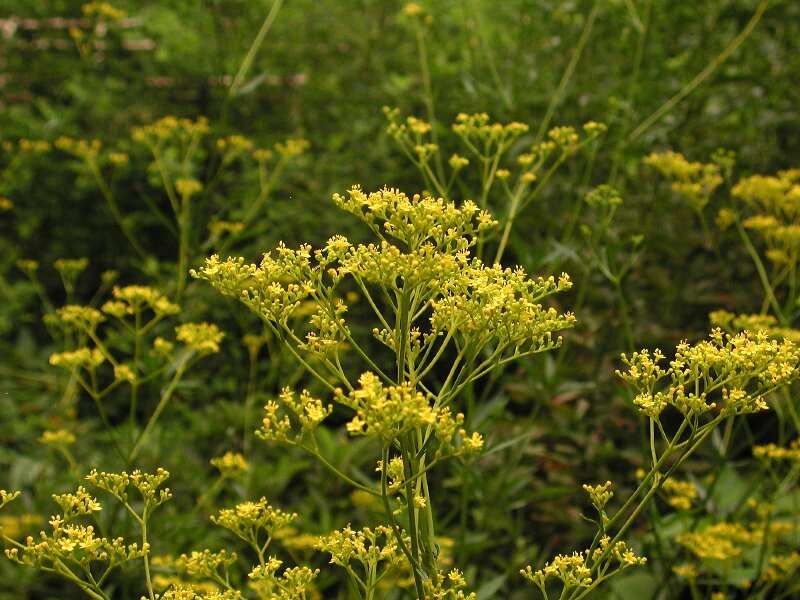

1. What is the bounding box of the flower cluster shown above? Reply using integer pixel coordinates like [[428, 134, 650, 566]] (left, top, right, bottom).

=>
[[711, 310, 800, 344], [257, 388, 333, 443], [315, 524, 407, 577], [211, 498, 297, 551], [618, 330, 800, 422], [175, 322, 225, 354], [332, 186, 495, 251], [645, 150, 724, 213], [195, 188, 575, 379], [86, 468, 172, 517], [210, 452, 250, 478], [385, 109, 605, 216], [521, 536, 646, 594], [429, 266, 574, 354], [4, 485, 148, 580], [676, 522, 757, 561], [733, 169, 800, 265], [177, 549, 238, 586], [132, 116, 210, 148], [248, 557, 319, 599], [422, 569, 477, 600], [660, 478, 699, 511], [0, 489, 21, 510], [753, 438, 800, 463]]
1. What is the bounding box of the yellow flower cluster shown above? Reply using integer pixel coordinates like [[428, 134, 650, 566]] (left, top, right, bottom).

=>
[[619, 329, 800, 421], [82, 1, 127, 21], [210, 452, 250, 478], [336, 373, 484, 453], [176, 178, 203, 199], [753, 438, 800, 463], [102, 285, 181, 318], [175, 322, 224, 354], [248, 557, 319, 599], [676, 522, 756, 561], [55, 137, 103, 161], [332, 186, 495, 251], [195, 187, 576, 374], [86, 468, 172, 515], [274, 138, 310, 157], [583, 481, 613, 512], [177, 548, 237, 582], [211, 498, 296, 545], [50, 347, 106, 371], [760, 552, 800, 585], [711, 310, 800, 344], [521, 551, 593, 589], [422, 568, 477, 600], [315, 524, 406, 572], [39, 429, 77, 448], [584, 185, 623, 209], [152, 587, 243, 600], [132, 116, 210, 146], [451, 112, 530, 154], [5, 485, 148, 573], [661, 478, 698, 511], [521, 536, 646, 593], [0, 489, 21, 509], [645, 150, 724, 212], [53, 257, 89, 280], [216, 134, 254, 161], [257, 388, 333, 443], [3, 139, 51, 155], [429, 265, 575, 353], [734, 169, 800, 265]]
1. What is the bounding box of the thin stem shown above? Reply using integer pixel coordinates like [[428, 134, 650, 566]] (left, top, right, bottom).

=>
[[624, 0, 770, 145], [87, 160, 147, 260], [228, 0, 285, 98], [127, 356, 191, 463], [412, 19, 445, 184], [735, 219, 785, 323], [534, 0, 600, 143], [175, 189, 191, 303]]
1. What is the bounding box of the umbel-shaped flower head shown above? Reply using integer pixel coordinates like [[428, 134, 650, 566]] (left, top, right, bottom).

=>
[[193, 187, 574, 381]]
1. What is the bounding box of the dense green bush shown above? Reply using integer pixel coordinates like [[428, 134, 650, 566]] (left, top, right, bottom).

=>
[[2, 1, 800, 598]]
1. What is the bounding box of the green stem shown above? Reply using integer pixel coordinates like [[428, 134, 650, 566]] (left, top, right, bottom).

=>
[[127, 357, 191, 463], [141, 517, 155, 600], [176, 190, 191, 303], [88, 160, 147, 260], [535, 0, 599, 143], [228, 0, 285, 98], [412, 18, 445, 184], [380, 446, 424, 598], [735, 219, 785, 323], [624, 0, 770, 145]]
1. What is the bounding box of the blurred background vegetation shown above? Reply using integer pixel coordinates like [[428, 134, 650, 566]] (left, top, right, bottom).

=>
[[2, 0, 800, 598]]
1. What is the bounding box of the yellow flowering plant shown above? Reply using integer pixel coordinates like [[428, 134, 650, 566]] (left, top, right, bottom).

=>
[[55, 116, 307, 302], [523, 329, 800, 599], [384, 108, 607, 264], [194, 185, 576, 597], [44, 280, 223, 465]]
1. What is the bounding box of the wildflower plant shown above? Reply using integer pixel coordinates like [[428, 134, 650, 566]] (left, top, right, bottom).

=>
[[384, 108, 607, 263], [522, 328, 800, 598], [55, 116, 307, 301], [45, 281, 224, 464], [2, 469, 170, 600], [647, 152, 800, 327], [194, 185, 576, 597]]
